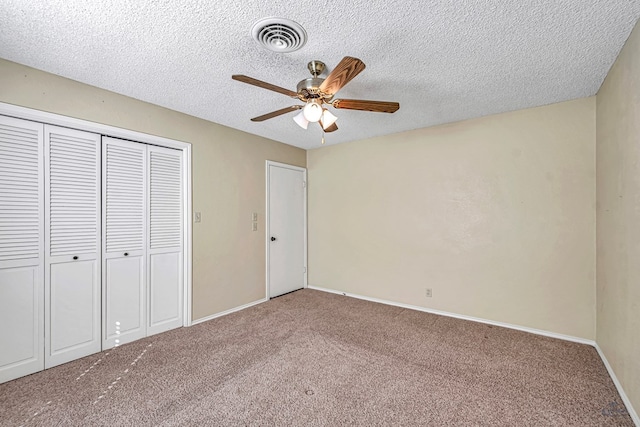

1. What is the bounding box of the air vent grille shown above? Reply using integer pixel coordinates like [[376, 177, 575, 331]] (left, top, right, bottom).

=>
[[251, 18, 307, 53]]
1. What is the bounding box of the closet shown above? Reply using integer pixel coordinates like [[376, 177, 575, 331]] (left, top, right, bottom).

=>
[[0, 114, 187, 383]]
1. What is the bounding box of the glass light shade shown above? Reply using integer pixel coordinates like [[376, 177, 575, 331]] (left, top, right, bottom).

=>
[[293, 110, 309, 129], [321, 109, 338, 129], [303, 100, 323, 122]]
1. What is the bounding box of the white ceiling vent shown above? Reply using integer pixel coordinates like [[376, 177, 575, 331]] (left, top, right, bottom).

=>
[[251, 18, 307, 53]]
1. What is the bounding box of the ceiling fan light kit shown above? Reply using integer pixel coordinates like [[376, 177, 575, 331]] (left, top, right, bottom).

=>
[[293, 111, 309, 129], [303, 99, 323, 122], [320, 109, 338, 129], [294, 108, 336, 131], [232, 56, 400, 140]]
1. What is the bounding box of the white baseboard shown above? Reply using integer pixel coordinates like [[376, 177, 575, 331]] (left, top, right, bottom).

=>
[[307, 285, 594, 345], [594, 343, 639, 426], [190, 297, 267, 326]]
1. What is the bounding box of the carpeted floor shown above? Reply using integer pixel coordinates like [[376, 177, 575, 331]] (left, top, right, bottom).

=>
[[0, 289, 633, 426]]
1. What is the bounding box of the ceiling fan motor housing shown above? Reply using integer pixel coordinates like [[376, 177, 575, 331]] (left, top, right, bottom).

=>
[[297, 77, 326, 100]]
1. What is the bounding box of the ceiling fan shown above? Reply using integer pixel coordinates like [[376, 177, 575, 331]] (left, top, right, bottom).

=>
[[232, 56, 400, 134]]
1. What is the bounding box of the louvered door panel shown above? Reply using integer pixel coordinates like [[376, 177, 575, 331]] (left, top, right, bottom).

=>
[[150, 150, 182, 249], [147, 146, 183, 336], [48, 130, 99, 257], [102, 137, 146, 349], [0, 120, 41, 264], [0, 115, 44, 384], [44, 125, 101, 368], [105, 144, 144, 253]]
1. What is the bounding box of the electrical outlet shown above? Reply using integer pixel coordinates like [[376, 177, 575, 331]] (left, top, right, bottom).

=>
[[252, 222, 257, 231], [194, 212, 201, 223], [425, 288, 432, 298], [252, 212, 258, 221]]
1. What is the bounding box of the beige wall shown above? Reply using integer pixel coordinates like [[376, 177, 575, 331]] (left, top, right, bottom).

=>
[[596, 19, 640, 416], [308, 97, 596, 339], [0, 59, 306, 321]]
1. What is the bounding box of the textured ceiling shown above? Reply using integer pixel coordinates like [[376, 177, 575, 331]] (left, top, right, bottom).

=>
[[1, 1, 639, 149]]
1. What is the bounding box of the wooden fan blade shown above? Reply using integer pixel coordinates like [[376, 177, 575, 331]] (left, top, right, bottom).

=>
[[250, 105, 302, 122], [319, 57, 366, 95], [232, 75, 299, 98], [332, 99, 400, 113], [318, 120, 338, 133], [324, 122, 338, 133]]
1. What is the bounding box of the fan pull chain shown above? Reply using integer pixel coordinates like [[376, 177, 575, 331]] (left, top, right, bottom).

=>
[[321, 131, 325, 145]]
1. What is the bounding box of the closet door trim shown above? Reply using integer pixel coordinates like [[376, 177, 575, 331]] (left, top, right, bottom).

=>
[[0, 102, 193, 326]]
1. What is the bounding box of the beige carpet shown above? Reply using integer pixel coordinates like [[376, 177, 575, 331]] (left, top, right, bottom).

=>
[[0, 289, 633, 426]]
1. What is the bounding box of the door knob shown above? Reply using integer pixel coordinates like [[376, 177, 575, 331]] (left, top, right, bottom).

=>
[[73, 256, 78, 260], [271, 237, 276, 241], [124, 252, 129, 256]]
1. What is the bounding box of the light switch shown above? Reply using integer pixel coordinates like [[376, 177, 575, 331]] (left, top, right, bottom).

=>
[[194, 212, 201, 223], [252, 212, 258, 221]]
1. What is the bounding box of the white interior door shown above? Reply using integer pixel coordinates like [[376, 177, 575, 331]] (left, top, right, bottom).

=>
[[267, 162, 306, 298], [147, 145, 183, 336], [102, 137, 146, 349], [0, 115, 44, 383], [45, 125, 101, 368]]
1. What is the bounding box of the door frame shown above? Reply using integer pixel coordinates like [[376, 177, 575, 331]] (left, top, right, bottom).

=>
[[0, 102, 193, 327], [265, 161, 307, 299]]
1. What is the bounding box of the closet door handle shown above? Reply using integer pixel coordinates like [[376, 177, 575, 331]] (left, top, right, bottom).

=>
[[124, 252, 129, 256], [73, 256, 78, 260]]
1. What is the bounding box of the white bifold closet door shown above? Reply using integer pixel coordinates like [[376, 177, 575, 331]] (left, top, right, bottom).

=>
[[102, 138, 183, 347], [44, 125, 101, 368], [102, 137, 147, 349], [0, 116, 44, 383], [147, 146, 183, 336]]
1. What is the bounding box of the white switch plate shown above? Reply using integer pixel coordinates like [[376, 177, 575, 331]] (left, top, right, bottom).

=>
[[194, 212, 201, 223], [252, 212, 258, 221], [252, 222, 258, 231]]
